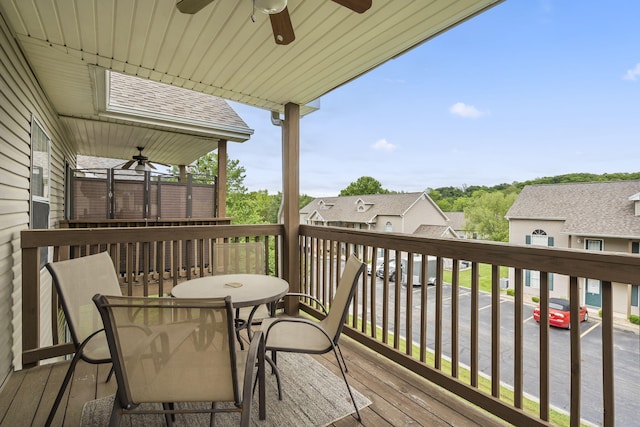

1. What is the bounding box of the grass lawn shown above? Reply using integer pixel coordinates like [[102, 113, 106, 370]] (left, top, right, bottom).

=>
[[442, 263, 509, 293]]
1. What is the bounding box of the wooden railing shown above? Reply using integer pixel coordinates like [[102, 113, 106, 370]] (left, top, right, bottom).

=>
[[297, 225, 640, 427], [20, 224, 283, 366], [19, 223, 639, 426]]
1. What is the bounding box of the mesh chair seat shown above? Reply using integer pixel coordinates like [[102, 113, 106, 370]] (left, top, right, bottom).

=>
[[262, 254, 365, 421], [93, 295, 265, 426], [45, 251, 123, 426]]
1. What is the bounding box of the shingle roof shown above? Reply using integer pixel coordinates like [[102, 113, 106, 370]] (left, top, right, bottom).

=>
[[444, 212, 466, 231], [413, 224, 458, 239], [506, 181, 640, 237], [300, 192, 426, 223], [109, 72, 249, 130]]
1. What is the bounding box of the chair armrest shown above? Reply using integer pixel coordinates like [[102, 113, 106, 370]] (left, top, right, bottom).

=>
[[280, 293, 329, 315]]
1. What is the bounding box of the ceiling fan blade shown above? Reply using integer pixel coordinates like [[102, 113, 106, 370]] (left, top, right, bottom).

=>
[[147, 162, 157, 170], [176, 0, 215, 14], [122, 160, 135, 169], [269, 7, 295, 45], [331, 0, 372, 13]]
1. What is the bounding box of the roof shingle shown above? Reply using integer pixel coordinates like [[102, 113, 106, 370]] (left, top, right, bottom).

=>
[[506, 181, 640, 237]]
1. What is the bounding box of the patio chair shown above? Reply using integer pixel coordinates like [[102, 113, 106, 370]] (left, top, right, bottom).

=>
[[92, 294, 265, 427], [213, 242, 272, 328], [262, 253, 365, 421], [45, 251, 123, 426]]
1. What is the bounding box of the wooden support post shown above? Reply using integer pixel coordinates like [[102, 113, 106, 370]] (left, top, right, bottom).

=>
[[217, 140, 227, 218], [282, 103, 300, 314], [21, 246, 40, 368]]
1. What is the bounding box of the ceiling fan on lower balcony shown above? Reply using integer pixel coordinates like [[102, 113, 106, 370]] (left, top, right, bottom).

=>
[[176, 0, 372, 45], [120, 147, 167, 173]]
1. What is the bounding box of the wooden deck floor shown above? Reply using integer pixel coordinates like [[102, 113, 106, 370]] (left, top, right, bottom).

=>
[[0, 338, 506, 427]]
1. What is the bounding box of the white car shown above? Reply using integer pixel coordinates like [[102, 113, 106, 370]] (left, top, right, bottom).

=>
[[368, 257, 385, 275]]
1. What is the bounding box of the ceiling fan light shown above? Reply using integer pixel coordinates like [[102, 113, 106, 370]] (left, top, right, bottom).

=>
[[134, 162, 146, 174], [255, 0, 287, 14]]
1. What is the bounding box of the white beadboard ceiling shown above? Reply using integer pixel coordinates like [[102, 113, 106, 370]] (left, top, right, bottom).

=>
[[0, 0, 503, 166]]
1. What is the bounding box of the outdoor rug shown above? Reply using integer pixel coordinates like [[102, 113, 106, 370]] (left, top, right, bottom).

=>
[[81, 352, 371, 426]]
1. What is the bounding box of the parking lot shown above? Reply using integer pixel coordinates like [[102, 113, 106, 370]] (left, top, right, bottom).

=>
[[365, 276, 640, 426]]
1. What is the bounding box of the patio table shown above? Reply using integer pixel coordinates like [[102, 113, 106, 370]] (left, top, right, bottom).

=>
[[171, 273, 289, 338], [171, 273, 288, 421]]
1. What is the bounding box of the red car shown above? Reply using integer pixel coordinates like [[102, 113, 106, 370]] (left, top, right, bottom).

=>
[[533, 297, 588, 329]]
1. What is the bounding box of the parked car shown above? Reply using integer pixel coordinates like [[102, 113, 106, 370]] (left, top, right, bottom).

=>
[[375, 259, 406, 282], [533, 297, 588, 329], [368, 257, 385, 275]]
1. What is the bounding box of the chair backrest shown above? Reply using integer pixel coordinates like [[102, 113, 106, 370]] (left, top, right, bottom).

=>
[[322, 254, 365, 343], [213, 242, 266, 274], [46, 251, 122, 348], [93, 294, 242, 406]]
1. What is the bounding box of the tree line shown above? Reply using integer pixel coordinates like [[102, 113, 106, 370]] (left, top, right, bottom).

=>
[[178, 154, 640, 242]]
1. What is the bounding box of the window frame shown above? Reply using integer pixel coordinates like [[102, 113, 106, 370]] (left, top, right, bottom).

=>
[[30, 117, 51, 268]]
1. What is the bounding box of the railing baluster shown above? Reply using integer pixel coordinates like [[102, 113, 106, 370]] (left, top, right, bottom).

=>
[[471, 261, 479, 387], [172, 240, 179, 287], [127, 242, 134, 295], [406, 252, 414, 357], [419, 253, 428, 363], [540, 271, 550, 421], [451, 259, 459, 378], [157, 240, 164, 297], [435, 256, 443, 370], [491, 264, 500, 398], [514, 267, 524, 409], [601, 280, 614, 427], [569, 275, 581, 427], [393, 250, 401, 350], [370, 247, 378, 340], [142, 241, 149, 296], [382, 249, 390, 345]]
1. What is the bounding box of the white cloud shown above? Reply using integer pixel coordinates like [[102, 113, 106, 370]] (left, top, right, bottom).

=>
[[372, 138, 396, 152], [449, 102, 487, 119], [623, 63, 640, 81]]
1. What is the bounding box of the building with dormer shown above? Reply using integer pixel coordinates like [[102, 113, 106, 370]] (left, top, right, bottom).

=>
[[506, 181, 640, 317], [300, 192, 458, 238]]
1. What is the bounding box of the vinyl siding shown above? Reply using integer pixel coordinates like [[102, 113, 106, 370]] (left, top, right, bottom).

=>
[[0, 11, 75, 382]]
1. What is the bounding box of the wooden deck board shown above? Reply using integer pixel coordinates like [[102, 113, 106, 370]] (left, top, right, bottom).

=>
[[1, 338, 507, 427]]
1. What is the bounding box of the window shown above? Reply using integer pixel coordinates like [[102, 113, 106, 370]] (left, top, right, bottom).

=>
[[585, 239, 603, 251], [584, 239, 603, 302], [385, 221, 392, 232], [525, 229, 554, 289], [31, 119, 51, 268], [632, 243, 639, 307], [526, 229, 554, 247]]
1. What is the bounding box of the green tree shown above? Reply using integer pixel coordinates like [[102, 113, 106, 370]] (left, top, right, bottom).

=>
[[339, 176, 390, 196], [172, 151, 247, 193], [464, 191, 518, 242]]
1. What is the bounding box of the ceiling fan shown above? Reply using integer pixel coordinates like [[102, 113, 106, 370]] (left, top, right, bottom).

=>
[[120, 147, 163, 172], [176, 0, 372, 45]]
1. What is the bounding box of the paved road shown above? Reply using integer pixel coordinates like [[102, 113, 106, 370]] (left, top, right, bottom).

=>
[[362, 276, 640, 426]]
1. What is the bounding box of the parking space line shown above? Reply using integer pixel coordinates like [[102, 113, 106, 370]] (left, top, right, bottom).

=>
[[581, 322, 600, 339]]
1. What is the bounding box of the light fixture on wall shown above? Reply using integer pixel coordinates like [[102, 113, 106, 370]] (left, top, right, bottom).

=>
[[254, 0, 287, 14]]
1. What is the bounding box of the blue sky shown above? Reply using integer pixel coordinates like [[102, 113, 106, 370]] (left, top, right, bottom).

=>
[[228, 0, 640, 197]]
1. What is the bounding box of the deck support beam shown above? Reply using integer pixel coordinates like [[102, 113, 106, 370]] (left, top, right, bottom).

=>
[[282, 103, 300, 314], [217, 139, 228, 218]]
